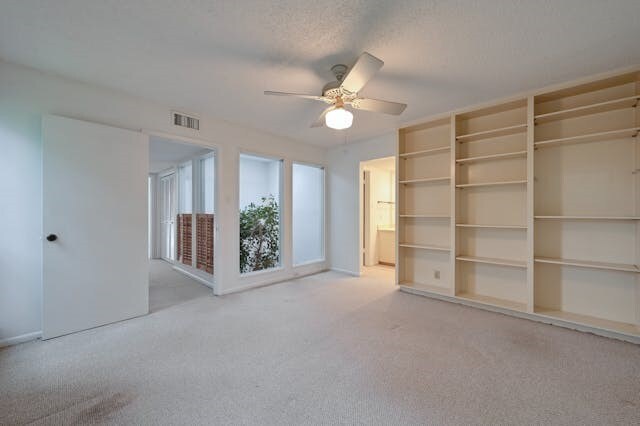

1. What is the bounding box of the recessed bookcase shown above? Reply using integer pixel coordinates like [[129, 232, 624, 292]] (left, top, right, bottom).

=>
[[396, 68, 640, 343], [397, 118, 453, 296]]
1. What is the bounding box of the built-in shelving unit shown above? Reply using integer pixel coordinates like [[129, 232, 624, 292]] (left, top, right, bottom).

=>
[[453, 99, 530, 312], [397, 118, 453, 296], [396, 68, 640, 343], [533, 69, 640, 341]]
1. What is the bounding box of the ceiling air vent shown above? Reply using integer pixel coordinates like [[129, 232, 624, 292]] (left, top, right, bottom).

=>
[[172, 111, 200, 130]]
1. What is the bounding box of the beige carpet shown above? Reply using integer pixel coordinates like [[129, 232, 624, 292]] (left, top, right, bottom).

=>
[[1, 267, 639, 425], [148, 259, 212, 312]]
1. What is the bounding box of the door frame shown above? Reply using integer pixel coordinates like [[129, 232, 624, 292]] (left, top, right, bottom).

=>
[[358, 157, 397, 276], [144, 130, 221, 294]]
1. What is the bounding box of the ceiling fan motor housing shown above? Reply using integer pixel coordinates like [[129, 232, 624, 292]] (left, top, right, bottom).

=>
[[322, 81, 342, 99], [323, 64, 357, 100], [331, 64, 348, 81]]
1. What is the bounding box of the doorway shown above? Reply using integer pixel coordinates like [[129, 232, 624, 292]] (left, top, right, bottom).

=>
[[148, 136, 216, 310], [359, 156, 396, 277]]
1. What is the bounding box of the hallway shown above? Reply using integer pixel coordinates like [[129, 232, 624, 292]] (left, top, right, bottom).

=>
[[149, 260, 212, 312]]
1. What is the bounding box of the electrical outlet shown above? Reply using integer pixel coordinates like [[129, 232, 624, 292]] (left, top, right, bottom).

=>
[[434, 270, 440, 279]]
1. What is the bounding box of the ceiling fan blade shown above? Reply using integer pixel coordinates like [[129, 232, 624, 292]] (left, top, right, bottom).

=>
[[340, 52, 384, 94], [264, 91, 328, 102], [311, 106, 335, 128], [350, 98, 407, 115]]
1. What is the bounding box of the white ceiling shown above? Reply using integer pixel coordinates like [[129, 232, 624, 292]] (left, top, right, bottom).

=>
[[1, 1, 639, 148], [149, 136, 209, 173]]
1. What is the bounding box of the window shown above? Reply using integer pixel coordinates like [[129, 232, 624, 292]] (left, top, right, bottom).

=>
[[292, 163, 325, 265], [178, 162, 192, 214], [200, 155, 215, 214], [239, 154, 282, 273], [195, 154, 215, 274], [177, 162, 193, 265]]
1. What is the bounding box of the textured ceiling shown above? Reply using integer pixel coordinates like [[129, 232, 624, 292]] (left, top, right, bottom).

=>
[[1, 1, 639, 147]]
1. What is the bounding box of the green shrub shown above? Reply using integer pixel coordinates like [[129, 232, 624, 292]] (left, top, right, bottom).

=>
[[239, 195, 280, 273]]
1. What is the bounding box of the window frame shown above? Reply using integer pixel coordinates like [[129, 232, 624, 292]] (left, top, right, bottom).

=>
[[238, 152, 285, 275], [292, 161, 326, 267]]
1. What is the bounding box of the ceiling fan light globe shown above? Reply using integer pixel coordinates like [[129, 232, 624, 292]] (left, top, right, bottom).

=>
[[325, 107, 353, 130]]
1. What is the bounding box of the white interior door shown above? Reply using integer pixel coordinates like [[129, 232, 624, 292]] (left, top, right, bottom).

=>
[[160, 173, 177, 261], [42, 115, 149, 339]]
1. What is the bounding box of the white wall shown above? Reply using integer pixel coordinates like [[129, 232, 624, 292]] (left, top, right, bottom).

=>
[[0, 106, 43, 345], [327, 133, 396, 275], [0, 60, 327, 346]]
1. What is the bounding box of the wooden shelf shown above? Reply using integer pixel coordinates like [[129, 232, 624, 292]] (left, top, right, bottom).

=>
[[399, 176, 450, 184], [456, 255, 527, 268], [456, 124, 527, 143], [534, 95, 640, 123], [456, 150, 526, 164], [535, 308, 640, 337], [456, 223, 527, 229], [534, 257, 639, 273], [399, 282, 450, 296], [399, 243, 450, 252], [457, 292, 527, 312], [397, 69, 640, 343], [534, 126, 640, 148], [399, 214, 450, 219], [456, 180, 527, 189], [535, 215, 640, 221], [399, 146, 450, 158]]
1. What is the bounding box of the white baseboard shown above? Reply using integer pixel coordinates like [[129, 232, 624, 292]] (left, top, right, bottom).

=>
[[219, 269, 329, 295], [0, 331, 42, 348], [330, 267, 360, 277], [172, 265, 214, 289]]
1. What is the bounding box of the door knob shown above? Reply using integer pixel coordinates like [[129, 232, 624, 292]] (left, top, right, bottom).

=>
[[46, 234, 58, 242]]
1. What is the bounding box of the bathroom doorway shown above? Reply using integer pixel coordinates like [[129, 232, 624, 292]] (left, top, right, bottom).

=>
[[359, 156, 396, 275]]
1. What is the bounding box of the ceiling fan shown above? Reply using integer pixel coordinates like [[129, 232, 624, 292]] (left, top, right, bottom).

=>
[[265, 52, 407, 130]]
